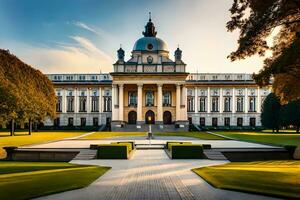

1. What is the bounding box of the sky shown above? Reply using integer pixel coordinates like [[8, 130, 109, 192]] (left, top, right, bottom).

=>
[[0, 0, 268, 74]]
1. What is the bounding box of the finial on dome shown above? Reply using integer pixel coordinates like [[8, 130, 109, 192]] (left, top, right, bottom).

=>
[[149, 12, 152, 22], [143, 13, 157, 37]]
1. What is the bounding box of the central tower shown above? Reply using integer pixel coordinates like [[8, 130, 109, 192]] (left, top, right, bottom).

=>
[[110, 15, 189, 132]]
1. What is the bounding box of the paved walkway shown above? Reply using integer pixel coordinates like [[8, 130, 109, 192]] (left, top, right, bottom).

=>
[[35, 150, 279, 200]]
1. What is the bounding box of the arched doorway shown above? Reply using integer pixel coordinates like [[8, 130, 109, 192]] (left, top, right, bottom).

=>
[[145, 110, 155, 124], [163, 111, 172, 124], [128, 111, 137, 124]]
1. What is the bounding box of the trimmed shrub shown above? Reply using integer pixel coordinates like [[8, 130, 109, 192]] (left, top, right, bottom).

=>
[[166, 142, 192, 151], [113, 141, 135, 150], [97, 144, 129, 159], [111, 142, 133, 152], [170, 144, 204, 159]]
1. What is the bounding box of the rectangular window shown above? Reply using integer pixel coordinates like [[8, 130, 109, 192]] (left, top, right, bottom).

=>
[[199, 97, 206, 112], [224, 117, 230, 126], [128, 92, 137, 107], [212, 118, 218, 127], [249, 97, 256, 112], [145, 91, 154, 107], [250, 117, 256, 127], [91, 96, 99, 112], [236, 97, 244, 112], [224, 97, 231, 112], [56, 96, 62, 112], [200, 117, 205, 126], [54, 118, 60, 127], [80, 118, 86, 126], [79, 96, 87, 112], [211, 97, 219, 112], [237, 117, 243, 126], [187, 97, 194, 112], [67, 96, 74, 112], [163, 92, 171, 106], [103, 97, 112, 112], [93, 117, 98, 126], [68, 118, 73, 126]]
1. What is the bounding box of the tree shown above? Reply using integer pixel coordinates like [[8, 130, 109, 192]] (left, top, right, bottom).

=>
[[227, 0, 300, 103], [0, 49, 56, 135], [280, 100, 300, 132], [261, 93, 281, 132]]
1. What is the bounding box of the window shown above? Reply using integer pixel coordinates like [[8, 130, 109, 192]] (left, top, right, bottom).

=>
[[199, 97, 206, 112], [236, 97, 244, 112], [68, 118, 74, 126], [237, 117, 243, 126], [67, 96, 74, 112], [91, 96, 99, 112], [79, 96, 87, 112], [249, 97, 256, 112], [224, 117, 230, 126], [79, 75, 85, 80], [145, 91, 154, 107], [103, 97, 112, 112], [93, 117, 98, 126], [54, 118, 60, 127], [211, 97, 219, 112], [250, 117, 256, 127], [187, 97, 194, 112], [80, 118, 86, 126], [128, 92, 137, 107], [163, 92, 171, 106], [212, 118, 218, 127], [56, 96, 62, 112], [224, 97, 231, 112], [200, 117, 205, 126]]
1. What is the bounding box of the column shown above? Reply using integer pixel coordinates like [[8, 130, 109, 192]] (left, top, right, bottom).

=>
[[98, 87, 102, 124], [245, 88, 248, 113], [137, 84, 143, 123], [232, 87, 236, 113], [194, 87, 198, 113], [220, 88, 223, 113], [111, 84, 118, 121], [182, 85, 187, 120], [157, 84, 163, 123], [119, 84, 124, 121], [176, 84, 181, 121], [87, 88, 91, 113], [257, 86, 261, 113], [207, 87, 211, 113]]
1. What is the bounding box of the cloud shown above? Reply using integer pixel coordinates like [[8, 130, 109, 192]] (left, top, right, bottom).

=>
[[73, 21, 99, 35], [3, 37, 114, 74]]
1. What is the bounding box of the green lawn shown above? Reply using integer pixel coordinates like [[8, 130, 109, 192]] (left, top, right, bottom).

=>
[[215, 131, 300, 147], [0, 131, 88, 158], [0, 161, 110, 200], [193, 161, 300, 199], [155, 132, 226, 140], [80, 131, 147, 139]]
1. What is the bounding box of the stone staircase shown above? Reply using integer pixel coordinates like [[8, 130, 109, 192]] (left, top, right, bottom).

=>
[[114, 124, 179, 132], [73, 149, 97, 160], [203, 150, 228, 160]]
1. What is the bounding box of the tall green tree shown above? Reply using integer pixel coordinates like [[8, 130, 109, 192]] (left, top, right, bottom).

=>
[[280, 100, 300, 132], [227, 0, 300, 103], [0, 49, 56, 135], [261, 93, 281, 132]]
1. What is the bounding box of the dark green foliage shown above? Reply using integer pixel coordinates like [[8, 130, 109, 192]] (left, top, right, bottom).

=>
[[113, 141, 135, 150], [261, 93, 281, 132], [166, 141, 192, 151], [97, 144, 130, 159], [170, 144, 204, 159], [280, 100, 300, 132]]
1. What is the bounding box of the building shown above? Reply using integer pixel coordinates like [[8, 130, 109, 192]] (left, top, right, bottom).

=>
[[45, 17, 271, 131]]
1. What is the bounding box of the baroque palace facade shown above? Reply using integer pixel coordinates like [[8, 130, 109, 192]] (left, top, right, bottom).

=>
[[45, 18, 271, 131]]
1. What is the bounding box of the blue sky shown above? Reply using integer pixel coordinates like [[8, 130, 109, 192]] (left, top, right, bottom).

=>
[[0, 0, 266, 74]]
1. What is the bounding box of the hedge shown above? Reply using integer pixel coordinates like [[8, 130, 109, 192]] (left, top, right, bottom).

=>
[[166, 142, 192, 151], [97, 144, 131, 159], [112, 141, 135, 150], [170, 144, 204, 159]]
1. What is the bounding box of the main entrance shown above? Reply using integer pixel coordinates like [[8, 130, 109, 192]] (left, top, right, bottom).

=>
[[145, 110, 155, 124], [128, 111, 137, 124]]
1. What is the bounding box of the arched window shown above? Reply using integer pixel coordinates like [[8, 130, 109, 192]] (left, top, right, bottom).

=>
[[79, 97, 87, 112], [236, 97, 244, 112], [211, 97, 219, 112], [145, 91, 154, 106]]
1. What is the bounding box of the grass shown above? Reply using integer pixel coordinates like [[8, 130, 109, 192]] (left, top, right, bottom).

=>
[[155, 132, 226, 140], [215, 131, 300, 147], [193, 161, 300, 199], [80, 131, 147, 139], [0, 161, 110, 200], [0, 131, 88, 158]]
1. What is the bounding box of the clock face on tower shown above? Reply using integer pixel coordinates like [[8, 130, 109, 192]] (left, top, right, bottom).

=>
[[147, 56, 153, 64]]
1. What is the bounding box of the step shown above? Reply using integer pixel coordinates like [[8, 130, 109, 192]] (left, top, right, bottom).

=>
[[136, 144, 165, 149], [73, 150, 97, 160], [204, 150, 227, 160]]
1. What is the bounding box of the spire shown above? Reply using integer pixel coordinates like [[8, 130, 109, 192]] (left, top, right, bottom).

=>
[[142, 12, 157, 37], [117, 45, 125, 61], [175, 46, 182, 61]]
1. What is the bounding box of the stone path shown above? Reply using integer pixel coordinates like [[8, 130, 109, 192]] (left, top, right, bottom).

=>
[[35, 150, 279, 200]]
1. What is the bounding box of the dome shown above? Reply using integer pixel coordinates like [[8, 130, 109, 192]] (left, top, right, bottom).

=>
[[133, 37, 168, 51]]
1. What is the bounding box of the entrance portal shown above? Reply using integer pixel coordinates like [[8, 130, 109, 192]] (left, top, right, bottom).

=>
[[163, 111, 172, 124], [145, 110, 155, 124], [128, 111, 137, 124]]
